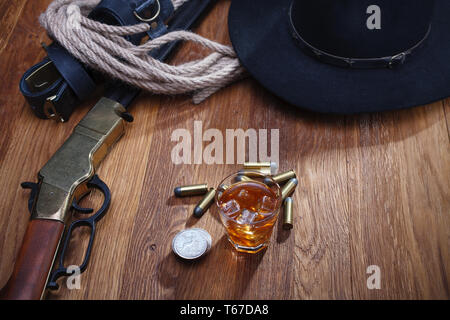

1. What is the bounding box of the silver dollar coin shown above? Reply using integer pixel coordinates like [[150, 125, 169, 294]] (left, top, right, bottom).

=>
[[194, 228, 212, 251], [172, 228, 211, 260]]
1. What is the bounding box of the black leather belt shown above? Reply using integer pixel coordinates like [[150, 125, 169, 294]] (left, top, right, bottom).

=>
[[19, 0, 214, 121]]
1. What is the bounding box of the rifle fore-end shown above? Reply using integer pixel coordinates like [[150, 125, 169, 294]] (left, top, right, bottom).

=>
[[33, 97, 126, 223]]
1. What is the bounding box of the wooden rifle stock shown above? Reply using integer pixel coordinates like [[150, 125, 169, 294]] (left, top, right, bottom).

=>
[[0, 219, 64, 300]]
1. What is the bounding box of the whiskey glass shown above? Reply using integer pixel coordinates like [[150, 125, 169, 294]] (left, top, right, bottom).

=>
[[215, 171, 282, 253]]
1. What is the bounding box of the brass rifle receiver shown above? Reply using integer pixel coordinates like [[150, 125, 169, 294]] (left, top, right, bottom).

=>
[[30, 97, 127, 223]]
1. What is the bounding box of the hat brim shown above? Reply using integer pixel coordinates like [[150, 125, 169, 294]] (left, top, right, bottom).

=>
[[228, 0, 450, 113]]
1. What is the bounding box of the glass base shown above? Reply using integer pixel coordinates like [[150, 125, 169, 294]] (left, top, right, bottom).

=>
[[228, 237, 268, 253]]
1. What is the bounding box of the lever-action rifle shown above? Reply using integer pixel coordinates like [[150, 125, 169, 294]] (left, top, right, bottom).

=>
[[0, 0, 214, 300]]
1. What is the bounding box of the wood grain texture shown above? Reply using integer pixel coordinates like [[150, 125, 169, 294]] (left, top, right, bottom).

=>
[[0, 0, 28, 54], [0, 0, 449, 300]]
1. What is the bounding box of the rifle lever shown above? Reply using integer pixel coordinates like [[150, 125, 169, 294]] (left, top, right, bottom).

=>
[[46, 174, 111, 290]]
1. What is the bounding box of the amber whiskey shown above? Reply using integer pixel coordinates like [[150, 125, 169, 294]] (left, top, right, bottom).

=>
[[217, 180, 281, 252]]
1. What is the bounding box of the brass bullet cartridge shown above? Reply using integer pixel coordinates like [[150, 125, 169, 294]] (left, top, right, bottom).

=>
[[243, 162, 278, 175], [237, 169, 270, 177], [281, 178, 298, 199], [283, 197, 293, 230], [244, 161, 271, 168], [193, 188, 216, 218], [257, 167, 272, 176], [271, 170, 296, 185], [235, 175, 254, 182], [174, 183, 208, 197]]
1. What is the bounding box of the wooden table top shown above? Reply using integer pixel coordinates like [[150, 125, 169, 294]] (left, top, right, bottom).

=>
[[0, 0, 449, 300]]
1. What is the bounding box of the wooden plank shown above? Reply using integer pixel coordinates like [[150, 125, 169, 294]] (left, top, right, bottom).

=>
[[0, 0, 28, 54], [347, 104, 450, 299], [288, 110, 352, 299], [0, 0, 58, 289], [0, 0, 53, 167]]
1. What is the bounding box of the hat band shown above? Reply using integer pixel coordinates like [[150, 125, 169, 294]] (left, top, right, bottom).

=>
[[288, 5, 431, 69]]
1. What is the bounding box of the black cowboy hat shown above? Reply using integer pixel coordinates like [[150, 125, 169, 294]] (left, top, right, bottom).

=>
[[228, 0, 450, 114]]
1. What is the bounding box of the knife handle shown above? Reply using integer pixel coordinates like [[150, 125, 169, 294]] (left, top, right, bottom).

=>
[[0, 219, 64, 300]]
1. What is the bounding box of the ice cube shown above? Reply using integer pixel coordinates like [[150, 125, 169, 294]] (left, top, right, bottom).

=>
[[258, 195, 276, 213], [236, 209, 257, 224], [221, 199, 240, 217], [237, 189, 249, 199]]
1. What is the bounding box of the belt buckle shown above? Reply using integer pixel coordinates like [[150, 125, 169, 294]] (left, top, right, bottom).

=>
[[24, 60, 60, 94]]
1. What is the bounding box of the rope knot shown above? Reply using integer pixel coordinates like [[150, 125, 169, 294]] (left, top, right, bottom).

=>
[[66, 3, 82, 30]]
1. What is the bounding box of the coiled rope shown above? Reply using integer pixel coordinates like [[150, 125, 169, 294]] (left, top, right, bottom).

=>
[[39, 0, 245, 103]]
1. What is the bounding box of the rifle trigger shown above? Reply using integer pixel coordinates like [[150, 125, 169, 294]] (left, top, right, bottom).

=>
[[71, 199, 94, 214]]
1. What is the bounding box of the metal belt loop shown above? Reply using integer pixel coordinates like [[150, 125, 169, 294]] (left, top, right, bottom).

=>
[[132, 0, 174, 39], [134, 0, 161, 22]]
